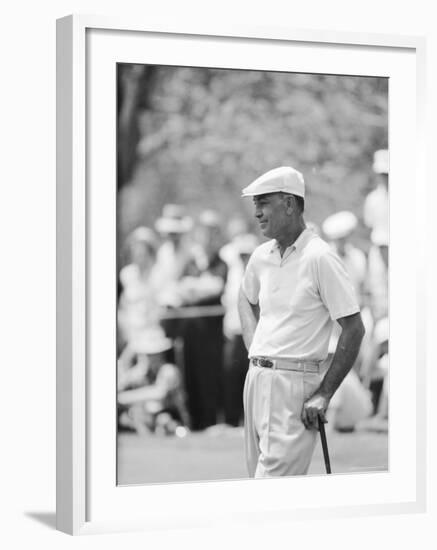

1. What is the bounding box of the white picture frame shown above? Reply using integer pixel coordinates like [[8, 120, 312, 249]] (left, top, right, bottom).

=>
[[56, 14, 427, 535]]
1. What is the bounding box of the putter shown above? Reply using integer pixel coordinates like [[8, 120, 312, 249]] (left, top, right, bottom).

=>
[[318, 414, 331, 474]]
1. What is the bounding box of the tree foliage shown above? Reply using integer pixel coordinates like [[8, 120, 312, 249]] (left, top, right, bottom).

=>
[[117, 64, 388, 243]]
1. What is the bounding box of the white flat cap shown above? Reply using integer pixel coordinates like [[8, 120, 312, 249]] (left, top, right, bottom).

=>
[[322, 211, 358, 240], [373, 149, 389, 174], [241, 166, 305, 198]]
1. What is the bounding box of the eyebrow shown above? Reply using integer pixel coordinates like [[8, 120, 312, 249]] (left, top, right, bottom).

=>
[[253, 194, 273, 203]]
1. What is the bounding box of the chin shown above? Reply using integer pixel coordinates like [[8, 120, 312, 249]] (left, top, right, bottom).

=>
[[259, 224, 269, 237]]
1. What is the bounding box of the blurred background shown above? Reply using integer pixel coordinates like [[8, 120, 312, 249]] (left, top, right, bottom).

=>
[[116, 64, 389, 485]]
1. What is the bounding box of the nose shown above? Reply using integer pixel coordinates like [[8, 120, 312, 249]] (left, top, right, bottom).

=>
[[254, 206, 263, 219]]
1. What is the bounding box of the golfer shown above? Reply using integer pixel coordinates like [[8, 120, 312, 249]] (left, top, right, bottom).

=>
[[238, 166, 365, 477]]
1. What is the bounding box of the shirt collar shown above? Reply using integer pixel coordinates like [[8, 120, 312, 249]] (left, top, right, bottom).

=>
[[270, 227, 314, 255]]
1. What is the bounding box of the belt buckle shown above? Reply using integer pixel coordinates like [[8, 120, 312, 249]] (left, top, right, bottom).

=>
[[260, 358, 273, 369]]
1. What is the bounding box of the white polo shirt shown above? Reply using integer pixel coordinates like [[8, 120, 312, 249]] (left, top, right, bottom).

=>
[[241, 228, 360, 361]]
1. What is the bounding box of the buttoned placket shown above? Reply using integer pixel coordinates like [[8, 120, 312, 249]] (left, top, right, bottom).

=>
[[270, 244, 296, 266], [269, 245, 296, 294], [280, 245, 296, 266]]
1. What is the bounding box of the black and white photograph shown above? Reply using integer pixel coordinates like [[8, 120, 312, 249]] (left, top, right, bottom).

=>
[[115, 63, 389, 485], [1, 0, 432, 542]]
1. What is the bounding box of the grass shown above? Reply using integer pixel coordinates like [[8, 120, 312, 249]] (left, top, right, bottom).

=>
[[117, 426, 388, 485]]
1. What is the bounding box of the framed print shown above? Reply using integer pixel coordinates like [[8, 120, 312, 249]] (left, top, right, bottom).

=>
[[56, 14, 426, 535]]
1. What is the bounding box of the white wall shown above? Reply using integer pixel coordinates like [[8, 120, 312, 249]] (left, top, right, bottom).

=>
[[0, 0, 435, 547]]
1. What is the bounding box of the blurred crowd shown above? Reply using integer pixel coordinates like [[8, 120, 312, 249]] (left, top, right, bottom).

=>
[[117, 150, 389, 437]]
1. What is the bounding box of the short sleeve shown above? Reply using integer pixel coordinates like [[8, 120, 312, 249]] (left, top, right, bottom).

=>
[[241, 253, 260, 305], [316, 250, 360, 320]]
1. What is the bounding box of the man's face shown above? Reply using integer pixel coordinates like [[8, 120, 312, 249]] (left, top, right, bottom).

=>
[[130, 241, 154, 268], [252, 193, 289, 239]]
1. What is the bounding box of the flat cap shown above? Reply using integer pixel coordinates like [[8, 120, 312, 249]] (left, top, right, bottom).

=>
[[322, 211, 357, 240], [241, 166, 305, 198]]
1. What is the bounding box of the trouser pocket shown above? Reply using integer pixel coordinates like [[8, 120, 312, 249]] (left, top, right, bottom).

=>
[[302, 371, 322, 401]]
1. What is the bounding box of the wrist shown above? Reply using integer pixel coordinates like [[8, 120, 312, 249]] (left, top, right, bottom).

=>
[[317, 385, 333, 401]]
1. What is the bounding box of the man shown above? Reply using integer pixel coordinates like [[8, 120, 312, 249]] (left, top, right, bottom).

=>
[[363, 149, 389, 321], [176, 209, 228, 430], [238, 166, 365, 477], [322, 210, 372, 367], [322, 210, 367, 300], [221, 233, 259, 426], [363, 149, 389, 247], [154, 203, 194, 307]]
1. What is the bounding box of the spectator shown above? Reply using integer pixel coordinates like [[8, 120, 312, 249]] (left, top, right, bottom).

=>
[[363, 149, 389, 321], [360, 317, 389, 415], [364, 149, 389, 245], [326, 369, 373, 433], [177, 210, 228, 430], [322, 211, 367, 300], [322, 212, 371, 369], [117, 227, 162, 355], [179, 209, 228, 305], [154, 203, 194, 307], [220, 216, 250, 267], [366, 227, 389, 321], [221, 233, 259, 426], [118, 328, 189, 436]]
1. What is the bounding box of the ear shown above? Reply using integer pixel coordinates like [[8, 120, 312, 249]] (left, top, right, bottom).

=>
[[285, 195, 294, 214]]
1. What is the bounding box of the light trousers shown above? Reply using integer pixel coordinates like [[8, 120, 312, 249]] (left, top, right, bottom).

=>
[[243, 362, 323, 477]]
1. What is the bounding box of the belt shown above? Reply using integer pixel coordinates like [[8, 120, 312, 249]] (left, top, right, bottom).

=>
[[251, 356, 321, 373]]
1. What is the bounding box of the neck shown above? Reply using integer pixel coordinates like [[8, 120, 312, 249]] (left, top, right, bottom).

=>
[[336, 240, 347, 257], [276, 219, 306, 256]]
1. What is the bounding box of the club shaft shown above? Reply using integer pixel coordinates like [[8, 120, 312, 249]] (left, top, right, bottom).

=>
[[318, 416, 332, 474]]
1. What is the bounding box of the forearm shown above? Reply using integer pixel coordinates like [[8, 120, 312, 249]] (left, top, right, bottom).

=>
[[118, 384, 166, 405], [238, 287, 259, 351], [319, 322, 364, 400]]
